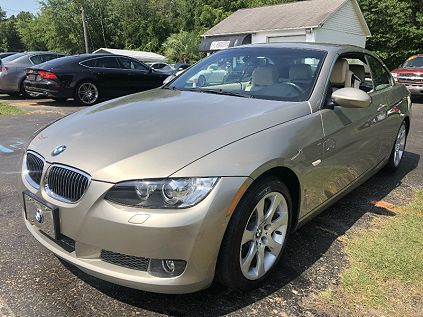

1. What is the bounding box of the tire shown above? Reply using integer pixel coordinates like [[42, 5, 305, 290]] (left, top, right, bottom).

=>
[[385, 121, 407, 172], [217, 176, 292, 291], [197, 75, 207, 87], [74, 81, 99, 106]]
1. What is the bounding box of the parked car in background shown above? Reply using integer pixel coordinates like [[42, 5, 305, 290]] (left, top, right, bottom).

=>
[[0, 52, 65, 97], [24, 54, 169, 105], [189, 64, 228, 87], [391, 54, 423, 96], [20, 43, 411, 294], [148, 62, 172, 70], [172, 63, 191, 76], [0, 52, 18, 60], [147, 62, 175, 75]]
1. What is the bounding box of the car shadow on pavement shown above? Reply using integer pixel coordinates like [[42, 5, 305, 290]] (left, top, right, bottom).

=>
[[60, 151, 420, 317]]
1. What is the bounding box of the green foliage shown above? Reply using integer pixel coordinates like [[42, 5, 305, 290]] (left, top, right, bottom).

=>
[[0, 103, 25, 116], [359, 0, 423, 68], [0, 1, 422, 68], [162, 30, 205, 63]]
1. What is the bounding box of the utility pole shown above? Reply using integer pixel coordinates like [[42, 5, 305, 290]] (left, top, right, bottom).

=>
[[80, 7, 89, 53]]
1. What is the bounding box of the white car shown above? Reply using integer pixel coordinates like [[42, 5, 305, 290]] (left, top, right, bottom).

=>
[[188, 64, 228, 87]]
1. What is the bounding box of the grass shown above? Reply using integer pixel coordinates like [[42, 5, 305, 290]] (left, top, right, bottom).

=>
[[0, 102, 25, 116], [312, 191, 423, 317]]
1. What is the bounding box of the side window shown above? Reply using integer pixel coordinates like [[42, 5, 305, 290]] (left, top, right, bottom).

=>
[[43, 54, 58, 62], [80, 59, 98, 67], [345, 57, 373, 92], [95, 57, 121, 69], [30, 55, 44, 65], [118, 58, 148, 71], [366, 55, 392, 92]]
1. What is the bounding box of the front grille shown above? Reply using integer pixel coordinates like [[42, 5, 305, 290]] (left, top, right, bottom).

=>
[[100, 250, 150, 271], [26, 152, 44, 186], [46, 166, 90, 203]]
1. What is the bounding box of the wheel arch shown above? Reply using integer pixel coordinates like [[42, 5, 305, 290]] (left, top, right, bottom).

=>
[[252, 166, 301, 231]]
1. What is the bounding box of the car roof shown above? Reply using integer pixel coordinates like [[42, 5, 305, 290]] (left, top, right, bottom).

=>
[[227, 42, 372, 55], [21, 51, 64, 55]]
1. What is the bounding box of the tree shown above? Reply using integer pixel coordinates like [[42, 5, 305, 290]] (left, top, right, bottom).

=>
[[162, 30, 204, 63], [359, 0, 423, 68], [0, 6, 6, 20], [0, 14, 25, 52]]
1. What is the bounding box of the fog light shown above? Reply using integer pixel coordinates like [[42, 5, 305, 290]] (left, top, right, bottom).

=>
[[148, 259, 186, 277], [162, 260, 175, 273]]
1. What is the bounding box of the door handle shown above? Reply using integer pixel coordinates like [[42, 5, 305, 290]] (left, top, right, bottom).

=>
[[377, 104, 387, 112]]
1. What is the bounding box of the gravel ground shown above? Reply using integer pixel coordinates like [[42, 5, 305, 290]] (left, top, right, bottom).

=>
[[0, 94, 421, 317]]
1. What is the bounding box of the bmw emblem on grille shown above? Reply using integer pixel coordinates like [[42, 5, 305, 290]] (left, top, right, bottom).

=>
[[52, 145, 66, 156], [34, 208, 43, 224]]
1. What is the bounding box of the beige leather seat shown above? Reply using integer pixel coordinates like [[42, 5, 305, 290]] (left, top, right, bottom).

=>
[[331, 59, 356, 89], [250, 66, 279, 91], [289, 64, 312, 85], [350, 64, 365, 83]]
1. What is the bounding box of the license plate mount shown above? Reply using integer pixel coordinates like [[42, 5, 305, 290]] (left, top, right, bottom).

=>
[[23, 191, 60, 240], [27, 74, 37, 81]]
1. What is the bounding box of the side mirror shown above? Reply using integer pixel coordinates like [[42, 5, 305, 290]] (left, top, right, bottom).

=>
[[331, 88, 371, 109], [163, 75, 176, 85]]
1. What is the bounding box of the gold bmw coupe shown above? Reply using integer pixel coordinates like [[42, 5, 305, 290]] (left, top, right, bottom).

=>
[[20, 43, 411, 294]]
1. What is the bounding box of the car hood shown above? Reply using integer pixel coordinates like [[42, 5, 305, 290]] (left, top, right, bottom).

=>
[[28, 88, 310, 182], [392, 67, 423, 74]]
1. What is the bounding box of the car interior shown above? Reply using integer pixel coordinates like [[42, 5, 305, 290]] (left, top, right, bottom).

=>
[[179, 50, 388, 103], [182, 53, 325, 101]]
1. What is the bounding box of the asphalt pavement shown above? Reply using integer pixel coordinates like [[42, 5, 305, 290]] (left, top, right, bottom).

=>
[[0, 95, 422, 317]]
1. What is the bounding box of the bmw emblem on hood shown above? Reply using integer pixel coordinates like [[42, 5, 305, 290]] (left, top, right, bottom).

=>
[[52, 145, 66, 156]]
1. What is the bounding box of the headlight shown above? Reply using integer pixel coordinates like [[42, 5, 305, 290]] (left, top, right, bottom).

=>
[[105, 178, 219, 208], [391, 72, 398, 81]]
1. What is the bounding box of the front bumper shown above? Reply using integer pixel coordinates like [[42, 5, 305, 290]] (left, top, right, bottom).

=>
[[19, 169, 246, 294], [401, 83, 423, 96]]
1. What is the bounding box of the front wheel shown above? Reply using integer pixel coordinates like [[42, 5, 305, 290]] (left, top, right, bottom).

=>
[[197, 75, 207, 87], [75, 81, 99, 105], [217, 176, 292, 291], [385, 121, 407, 172]]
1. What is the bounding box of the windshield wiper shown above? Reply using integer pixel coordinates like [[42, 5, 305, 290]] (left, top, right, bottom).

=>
[[184, 88, 254, 99]]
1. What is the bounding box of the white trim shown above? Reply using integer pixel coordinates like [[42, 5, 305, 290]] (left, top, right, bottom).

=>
[[203, 27, 318, 38]]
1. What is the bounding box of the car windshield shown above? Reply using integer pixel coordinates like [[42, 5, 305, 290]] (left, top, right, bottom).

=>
[[403, 56, 423, 68], [169, 47, 327, 102], [2, 52, 26, 62]]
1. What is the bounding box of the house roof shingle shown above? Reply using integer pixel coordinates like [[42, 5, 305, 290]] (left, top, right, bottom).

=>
[[204, 0, 352, 36]]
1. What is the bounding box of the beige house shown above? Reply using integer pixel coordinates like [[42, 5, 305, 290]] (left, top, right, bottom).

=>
[[200, 0, 371, 52]]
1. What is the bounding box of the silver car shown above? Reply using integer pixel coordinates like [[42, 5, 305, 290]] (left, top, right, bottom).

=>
[[19, 43, 411, 294], [0, 52, 64, 97]]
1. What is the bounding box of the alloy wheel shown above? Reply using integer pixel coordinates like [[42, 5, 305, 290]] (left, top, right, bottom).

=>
[[78, 82, 99, 105], [240, 192, 289, 280], [393, 124, 406, 167]]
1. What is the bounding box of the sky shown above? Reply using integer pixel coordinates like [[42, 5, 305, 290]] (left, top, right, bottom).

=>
[[0, 0, 40, 16]]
